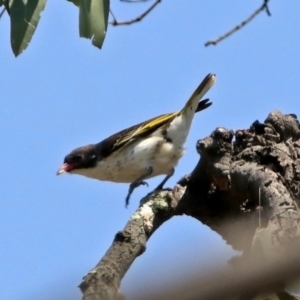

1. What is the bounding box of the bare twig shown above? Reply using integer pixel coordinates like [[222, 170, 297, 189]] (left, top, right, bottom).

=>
[[109, 8, 117, 23], [205, 0, 271, 47], [0, 7, 6, 19], [121, 0, 152, 2], [110, 0, 161, 26]]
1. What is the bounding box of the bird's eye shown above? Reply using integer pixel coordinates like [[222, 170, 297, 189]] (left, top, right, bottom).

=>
[[90, 154, 96, 160]]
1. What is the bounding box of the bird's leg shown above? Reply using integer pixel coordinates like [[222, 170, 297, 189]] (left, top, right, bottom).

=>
[[125, 166, 153, 207], [155, 168, 175, 191]]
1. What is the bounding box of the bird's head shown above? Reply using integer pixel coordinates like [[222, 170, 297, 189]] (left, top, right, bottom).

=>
[[57, 144, 99, 176]]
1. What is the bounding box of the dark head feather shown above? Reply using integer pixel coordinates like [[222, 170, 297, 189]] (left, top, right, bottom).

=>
[[63, 144, 100, 171]]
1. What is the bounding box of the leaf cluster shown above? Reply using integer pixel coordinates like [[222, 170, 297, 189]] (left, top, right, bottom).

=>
[[0, 0, 109, 56]]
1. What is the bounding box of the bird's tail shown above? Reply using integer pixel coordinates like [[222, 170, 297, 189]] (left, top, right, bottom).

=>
[[166, 74, 216, 147], [180, 73, 216, 117]]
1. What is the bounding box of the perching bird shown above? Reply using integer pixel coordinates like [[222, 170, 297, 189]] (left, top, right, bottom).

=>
[[57, 73, 216, 206]]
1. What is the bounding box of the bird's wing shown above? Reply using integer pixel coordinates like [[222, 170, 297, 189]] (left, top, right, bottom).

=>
[[97, 98, 212, 158], [121, 112, 178, 142], [113, 97, 213, 148], [97, 111, 178, 157]]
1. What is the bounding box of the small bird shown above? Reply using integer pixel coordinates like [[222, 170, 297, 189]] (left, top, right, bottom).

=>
[[57, 73, 216, 206]]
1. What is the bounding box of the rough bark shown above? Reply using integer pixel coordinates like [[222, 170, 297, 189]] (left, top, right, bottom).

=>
[[80, 110, 300, 300], [79, 190, 181, 300]]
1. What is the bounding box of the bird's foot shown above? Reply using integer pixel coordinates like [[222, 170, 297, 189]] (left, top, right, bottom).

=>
[[135, 180, 149, 188], [125, 180, 149, 207], [154, 170, 174, 191]]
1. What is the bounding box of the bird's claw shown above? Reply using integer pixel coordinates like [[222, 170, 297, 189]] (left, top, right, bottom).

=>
[[138, 180, 148, 187], [125, 180, 149, 207]]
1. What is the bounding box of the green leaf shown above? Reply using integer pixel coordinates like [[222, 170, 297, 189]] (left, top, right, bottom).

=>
[[67, 0, 80, 7], [0, 0, 4, 7], [8, 0, 47, 56], [79, 0, 109, 49]]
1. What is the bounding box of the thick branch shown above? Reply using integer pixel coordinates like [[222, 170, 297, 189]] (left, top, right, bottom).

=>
[[190, 116, 300, 250], [80, 110, 300, 300], [79, 189, 185, 300]]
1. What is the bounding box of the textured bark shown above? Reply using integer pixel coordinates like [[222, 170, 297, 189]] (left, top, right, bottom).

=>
[[79, 190, 182, 300], [80, 110, 300, 300]]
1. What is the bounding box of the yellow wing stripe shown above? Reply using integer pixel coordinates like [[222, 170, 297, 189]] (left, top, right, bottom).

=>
[[112, 73, 216, 150], [113, 112, 178, 149]]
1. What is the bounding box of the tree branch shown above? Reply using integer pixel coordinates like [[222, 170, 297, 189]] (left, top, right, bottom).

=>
[[79, 188, 185, 300], [79, 110, 300, 300], [120, 0, 153, 2], [110, 0, 161, 26], [0, 7, 6, 19], [205, 0, 271, 47]]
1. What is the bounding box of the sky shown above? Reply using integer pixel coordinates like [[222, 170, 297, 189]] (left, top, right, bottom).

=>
[[1, 1, 300, 299]]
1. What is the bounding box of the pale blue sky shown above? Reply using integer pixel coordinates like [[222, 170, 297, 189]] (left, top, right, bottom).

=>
[[1, 1, 300, 299]]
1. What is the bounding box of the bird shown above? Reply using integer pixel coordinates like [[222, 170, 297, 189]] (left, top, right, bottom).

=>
[[57, 73, 216, 206]]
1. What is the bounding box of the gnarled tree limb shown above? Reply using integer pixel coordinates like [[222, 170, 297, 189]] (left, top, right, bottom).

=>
[[80, 110, 300, 300]]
